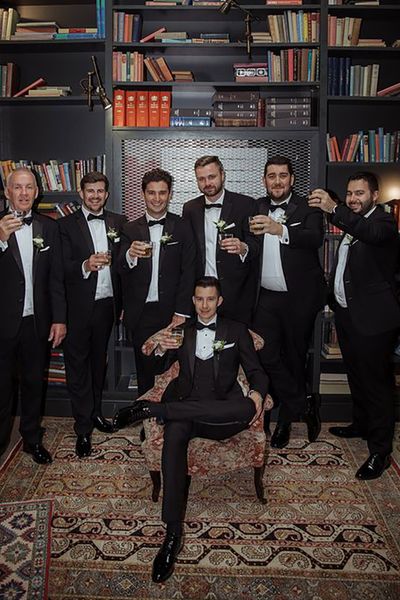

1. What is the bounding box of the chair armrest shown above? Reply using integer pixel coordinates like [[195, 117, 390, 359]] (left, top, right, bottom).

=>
[[138, 361, 180, 404]]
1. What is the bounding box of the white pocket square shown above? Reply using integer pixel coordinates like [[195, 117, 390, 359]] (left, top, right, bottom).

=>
[[223, 222, 236, 230], [39, 246, 50, 252], [223, 343, 235, 350], [114, 237, 120, 243], [289, 222, 301, 227], [167, 241, 179, 246]]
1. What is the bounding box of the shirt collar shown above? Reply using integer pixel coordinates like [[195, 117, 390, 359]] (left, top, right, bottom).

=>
[[364, 205, 376, 219], [205, 189, 225, 206], [82, 205, 104, 219], [145, 211, 167, 223], [197, 316, 217, 327], [270, 192, 292, 206]]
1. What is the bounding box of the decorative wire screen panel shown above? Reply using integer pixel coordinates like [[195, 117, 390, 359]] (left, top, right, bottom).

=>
[[121, 137, 312, 220]]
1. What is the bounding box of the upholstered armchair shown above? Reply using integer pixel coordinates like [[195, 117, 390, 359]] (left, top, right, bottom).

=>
[[139, 330, 273, 504]]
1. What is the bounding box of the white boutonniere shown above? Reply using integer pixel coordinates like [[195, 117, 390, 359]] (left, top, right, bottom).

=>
[[160, 232, 173, 245], [274, 214, 287, 224], [214, 220, 235, 233], [213, 339, 227, 353], [107, 227, 120, 242], [33, 235, 45, 250]]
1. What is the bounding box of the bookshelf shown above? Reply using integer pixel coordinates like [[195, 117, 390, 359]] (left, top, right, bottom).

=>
[[1, 0, 399, 417]]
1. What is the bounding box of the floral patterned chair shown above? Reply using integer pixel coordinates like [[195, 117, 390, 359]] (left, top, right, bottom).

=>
[[139, 330, 273, 505]]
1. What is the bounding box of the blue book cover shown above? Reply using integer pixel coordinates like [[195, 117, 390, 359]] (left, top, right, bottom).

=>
[[133, 14, 143, 42], [101, 0, 106, 39], [96, 0, 101, 38]]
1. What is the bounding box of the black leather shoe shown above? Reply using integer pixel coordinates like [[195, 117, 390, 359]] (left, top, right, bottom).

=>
[[113, 401, 153, 431], [22, 443, 52, 465], [152, 532, 183, 583], [355, 453, 391, 480], [76, 434, 92, 458], [303, 394, 321, 443], [93, 415, 114, 433], [271, 422, 291, 449], [329, 424, 366, 439]]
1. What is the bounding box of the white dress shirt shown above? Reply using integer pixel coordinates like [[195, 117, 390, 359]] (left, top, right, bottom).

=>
[[334, 205, 376, 308], [196, 317, 217, 360], [261, 195, 291, 292], [81, 206, 113, 301], [204, 190, 225, 277], [15, 213, 34, 316]]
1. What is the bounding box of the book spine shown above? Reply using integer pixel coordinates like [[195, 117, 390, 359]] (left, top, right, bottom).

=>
[[113, 89, 126, 126]]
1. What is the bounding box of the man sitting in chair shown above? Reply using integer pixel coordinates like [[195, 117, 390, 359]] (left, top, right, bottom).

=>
[[113, 276, 268, 584]]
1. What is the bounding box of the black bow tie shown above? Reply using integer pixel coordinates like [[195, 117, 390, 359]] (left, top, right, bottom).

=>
[[87, 213, 105, 221], [148, 218, 166, 227], [269, 202, 288, 213], [205, 203, 223, 209], [196, 322, 216, 331], [22, 216, 33, 226]]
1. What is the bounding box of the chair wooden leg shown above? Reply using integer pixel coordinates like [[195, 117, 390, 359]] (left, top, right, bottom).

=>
[[150, 470, 161, 502], [254, 465, 267, 504]]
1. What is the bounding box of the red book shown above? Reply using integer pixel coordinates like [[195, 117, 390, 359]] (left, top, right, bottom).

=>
[[149, 91, 160, 127], [113, 89, 126, 126], [377, 81, 400, 97], [126, 91, 137, 127], [136, 91, 149, 127], [140, 27, 166, 43], [159, 91, 171, 127], [13, 77, 46, 98]]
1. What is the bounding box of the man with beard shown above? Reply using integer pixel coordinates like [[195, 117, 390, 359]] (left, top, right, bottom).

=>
[[182, 155, 258, 324], [309, 172, 400, 480], [251, 155, 326, 447]]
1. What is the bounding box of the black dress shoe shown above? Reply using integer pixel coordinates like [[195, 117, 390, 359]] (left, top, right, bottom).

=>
[[22, 443, 52, 465], [152, 532, 183, 583], [329, 424, 366, 439], [303, 394, 321, 443], [76, 434, 92, 458], [271, 422, 291, 449], [93, 415, 114, 433], [355, 453, 391, 480], [113, 401, 153, 431]]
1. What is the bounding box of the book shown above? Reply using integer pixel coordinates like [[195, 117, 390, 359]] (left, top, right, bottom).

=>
[[113, 89, 126, 126], [214, 110, 258, 119], [377, 82, 400, 97], [170, 116, 211, 127], [160, 91, 171, 127], [212, 91, 259, 102], [140, 27, 166, 43], [149, 91, 160, 127], [126, 91, 136, 127], [172, 108, 212, 117], [214, 117, 257, 127], [137, 91, 149, 127], [13, 77, 46, 98], [155, 57, 174, 81]]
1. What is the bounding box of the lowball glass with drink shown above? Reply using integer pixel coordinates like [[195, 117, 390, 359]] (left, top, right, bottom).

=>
[[218, 232, 233, 248], [142, 241, 154, 258], [170, 327, 184, 347]]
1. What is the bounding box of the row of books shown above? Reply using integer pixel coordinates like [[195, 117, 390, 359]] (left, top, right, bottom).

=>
[[113, 89, 171, 127], [0, 7, 18, 40], [267, 11, 320, 44], [328, 1, 379, 5], [0, 155, 106, 192], [323, 237, 341, 278], [234, 49, 319, 83], [321, 321, 343, 361], [0, 62, 18, 97], [328, 58, 379, 96], [326, 128, 400, 163], [113, 51, 194, 82], [37, 200, 80, 220], [324, 220, 343, 235], [46, 350, 67, 386], [113, 12, 142, 43], [214, 93, 311, 127], [327, 16, 363, 47]]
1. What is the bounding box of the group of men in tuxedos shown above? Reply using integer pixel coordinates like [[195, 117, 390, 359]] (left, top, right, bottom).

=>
[[0, 156, 399, 584]]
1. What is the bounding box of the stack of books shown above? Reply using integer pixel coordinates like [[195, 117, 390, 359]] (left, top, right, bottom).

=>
[[11, 21, 58, 41], [0, 62, 19, 97], [155, 31, 189, 43], [113, 89, 171, 127], [170, 107, 212, 127], [172, 70, 194, 81], [328, 1, 379, 5], [319, 373, 350, 395], [252, 32, 272, 44], [266, 0, 303, 5], [27, 86, 72, 97], [192, 33, 230, 44], [357, 39, 385, 47], [46, 350, 67, 386], [264, 94, 312, 127], [212, 90, 261, 127], [113, 12, 142, 43], [145, 0, 191, 5], [53, 28, 98, 40]]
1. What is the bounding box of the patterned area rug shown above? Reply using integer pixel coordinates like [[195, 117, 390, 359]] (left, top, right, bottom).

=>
[[0, 418, 399, 600], [0, 497, 52, 600]]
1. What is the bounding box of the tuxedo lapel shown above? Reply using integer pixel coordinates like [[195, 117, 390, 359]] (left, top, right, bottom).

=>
[[185, 324, 196, 378], [76, 210, 95, 255], [213, 318, 228, 381], [258, 197, 270, 216], [193, 199, 206, 269], [285, 197, 299, 223], [220, 191, 233, 225], [136, 216, 152, 279], [32, 217, 43, 281], [159, 213, 176, 272], [8, 234, 24, 275], [104, 211, 114, 253]]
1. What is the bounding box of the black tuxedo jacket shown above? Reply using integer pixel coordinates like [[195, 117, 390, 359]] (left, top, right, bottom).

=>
[[256, 192, 326, 309], [182, 189, 258, 301], [0, 211, 66, 339], [329, 204, 400, 335], [58, 208, 127, 324], [119, 212, 196, 331], [162, 317, 268, 401]]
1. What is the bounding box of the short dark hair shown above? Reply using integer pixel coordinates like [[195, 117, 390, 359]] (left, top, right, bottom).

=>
[[194, 155, 224, 174], [80, 171, 109, 192], [347, 171, 379, 194], [263, 155, 294, 178], [194, 276, 221, 296], [141, 168, 172, 193]]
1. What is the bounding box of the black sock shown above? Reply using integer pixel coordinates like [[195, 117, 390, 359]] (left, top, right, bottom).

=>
[[166, 520, 182, 536]]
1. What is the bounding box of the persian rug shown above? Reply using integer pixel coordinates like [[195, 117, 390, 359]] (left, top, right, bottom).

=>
[[0, 497, 52, 600], [0, 418, 399, 600]]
